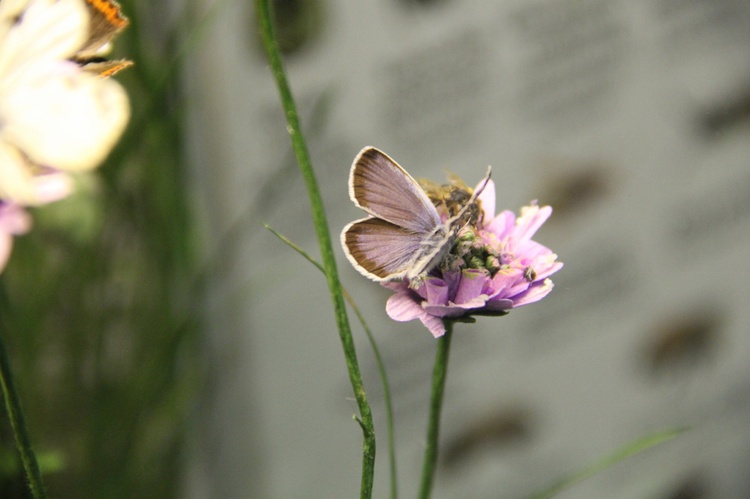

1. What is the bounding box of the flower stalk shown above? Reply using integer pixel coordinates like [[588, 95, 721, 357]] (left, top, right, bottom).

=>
[[255, 1, 376, 497], [263, 223, 399, 498], [418, 320, 454, 499], [0, 310, 47, 499]]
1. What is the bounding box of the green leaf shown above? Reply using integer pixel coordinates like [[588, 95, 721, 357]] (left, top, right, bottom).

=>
[[528, 427, 687, 499]]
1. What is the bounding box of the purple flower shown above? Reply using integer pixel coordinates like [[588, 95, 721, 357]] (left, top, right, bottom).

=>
[[384, 179, 563, 337]]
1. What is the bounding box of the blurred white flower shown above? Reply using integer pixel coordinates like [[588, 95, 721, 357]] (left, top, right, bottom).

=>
[[0, 0, 130, 205]]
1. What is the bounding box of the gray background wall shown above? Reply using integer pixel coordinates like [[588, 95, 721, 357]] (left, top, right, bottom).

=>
[[183, 1, 750, 497]]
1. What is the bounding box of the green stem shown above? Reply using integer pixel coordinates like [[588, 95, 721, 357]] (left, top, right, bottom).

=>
[[263, 224, 398, 498], [528, 427, 687, 499], [354, 304, 398, 499], [255, 2, 375, 498], [0, 322, 47, 498], [418, 322, 454, 499]]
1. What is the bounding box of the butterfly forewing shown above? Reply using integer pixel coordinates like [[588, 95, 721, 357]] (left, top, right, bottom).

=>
[[342, 217, 426, 281], [350, 147, 442, 234]]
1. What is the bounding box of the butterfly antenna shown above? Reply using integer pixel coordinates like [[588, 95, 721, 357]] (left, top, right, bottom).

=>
[[474, 165, 492, 198], [452, 166, 492, 222]]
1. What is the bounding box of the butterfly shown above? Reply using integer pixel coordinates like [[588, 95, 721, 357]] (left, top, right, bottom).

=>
[[341, 147, 491, 283], [75, 0, 132, 77]]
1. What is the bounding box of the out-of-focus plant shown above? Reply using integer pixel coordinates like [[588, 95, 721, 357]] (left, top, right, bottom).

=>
[[0, 1, 202, 497]]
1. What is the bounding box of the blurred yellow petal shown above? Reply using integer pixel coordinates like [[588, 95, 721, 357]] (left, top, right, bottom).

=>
[[0, 140, 74, 205], [2, 63, 129, 171], [0, 140, 37, 203], [0, 0, 87, 78]]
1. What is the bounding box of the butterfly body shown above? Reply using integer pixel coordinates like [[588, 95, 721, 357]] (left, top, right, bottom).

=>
[[341, 147, 490, 283]]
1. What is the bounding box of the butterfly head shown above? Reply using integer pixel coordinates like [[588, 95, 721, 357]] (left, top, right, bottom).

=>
[[419, 178, 485, 228]]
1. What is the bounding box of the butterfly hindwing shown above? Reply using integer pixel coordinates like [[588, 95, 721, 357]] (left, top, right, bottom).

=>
[[342, 217, 426, 281]]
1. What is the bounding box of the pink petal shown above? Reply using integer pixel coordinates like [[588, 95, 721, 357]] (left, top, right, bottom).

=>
[[486, 210, 515, 238], [454, 270, 488, 304], [421, 314, 447, 338], [441, 271, 462, 298], [477, 179, 495, 220], [385, 288, 448, 337], [514, 204, 552, 242], [515, 240, 552, 260], [489, 268, 525, 297], [424, 278, 449, 305], [386, 291, 423, 322], [512, 279, 555, 307], [533, 260, 563, 281]]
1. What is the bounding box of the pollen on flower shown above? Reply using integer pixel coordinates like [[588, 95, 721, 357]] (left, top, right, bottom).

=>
[[486, 255, 500, 272], [420, 177, 483, 226], [383, 177, 563, 338]]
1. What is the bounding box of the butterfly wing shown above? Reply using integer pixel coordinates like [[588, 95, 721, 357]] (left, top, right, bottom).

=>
[[78, 0, 129, 58], [79, 59, 132, 77], [341, 217, 427, 281], [349, 147, 442, 234], [343, 149, 491, 283]]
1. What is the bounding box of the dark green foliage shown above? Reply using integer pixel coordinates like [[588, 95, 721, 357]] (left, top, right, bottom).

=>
[[0, 2, 203, 497]]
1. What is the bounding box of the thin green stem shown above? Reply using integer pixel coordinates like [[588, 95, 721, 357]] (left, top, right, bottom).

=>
[[255, 3, 376, 498], [263, 223, 399, 498], [355, 302, 398, 499], [418, 322, 454, 499], [528, 427, 687, 499], [0, 314, 47, 498]]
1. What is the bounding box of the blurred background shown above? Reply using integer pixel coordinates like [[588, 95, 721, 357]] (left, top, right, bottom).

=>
[[1, 0, 750, 497]]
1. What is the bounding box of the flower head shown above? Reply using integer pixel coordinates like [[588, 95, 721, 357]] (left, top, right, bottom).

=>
[[385, 179, 563, 337]]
